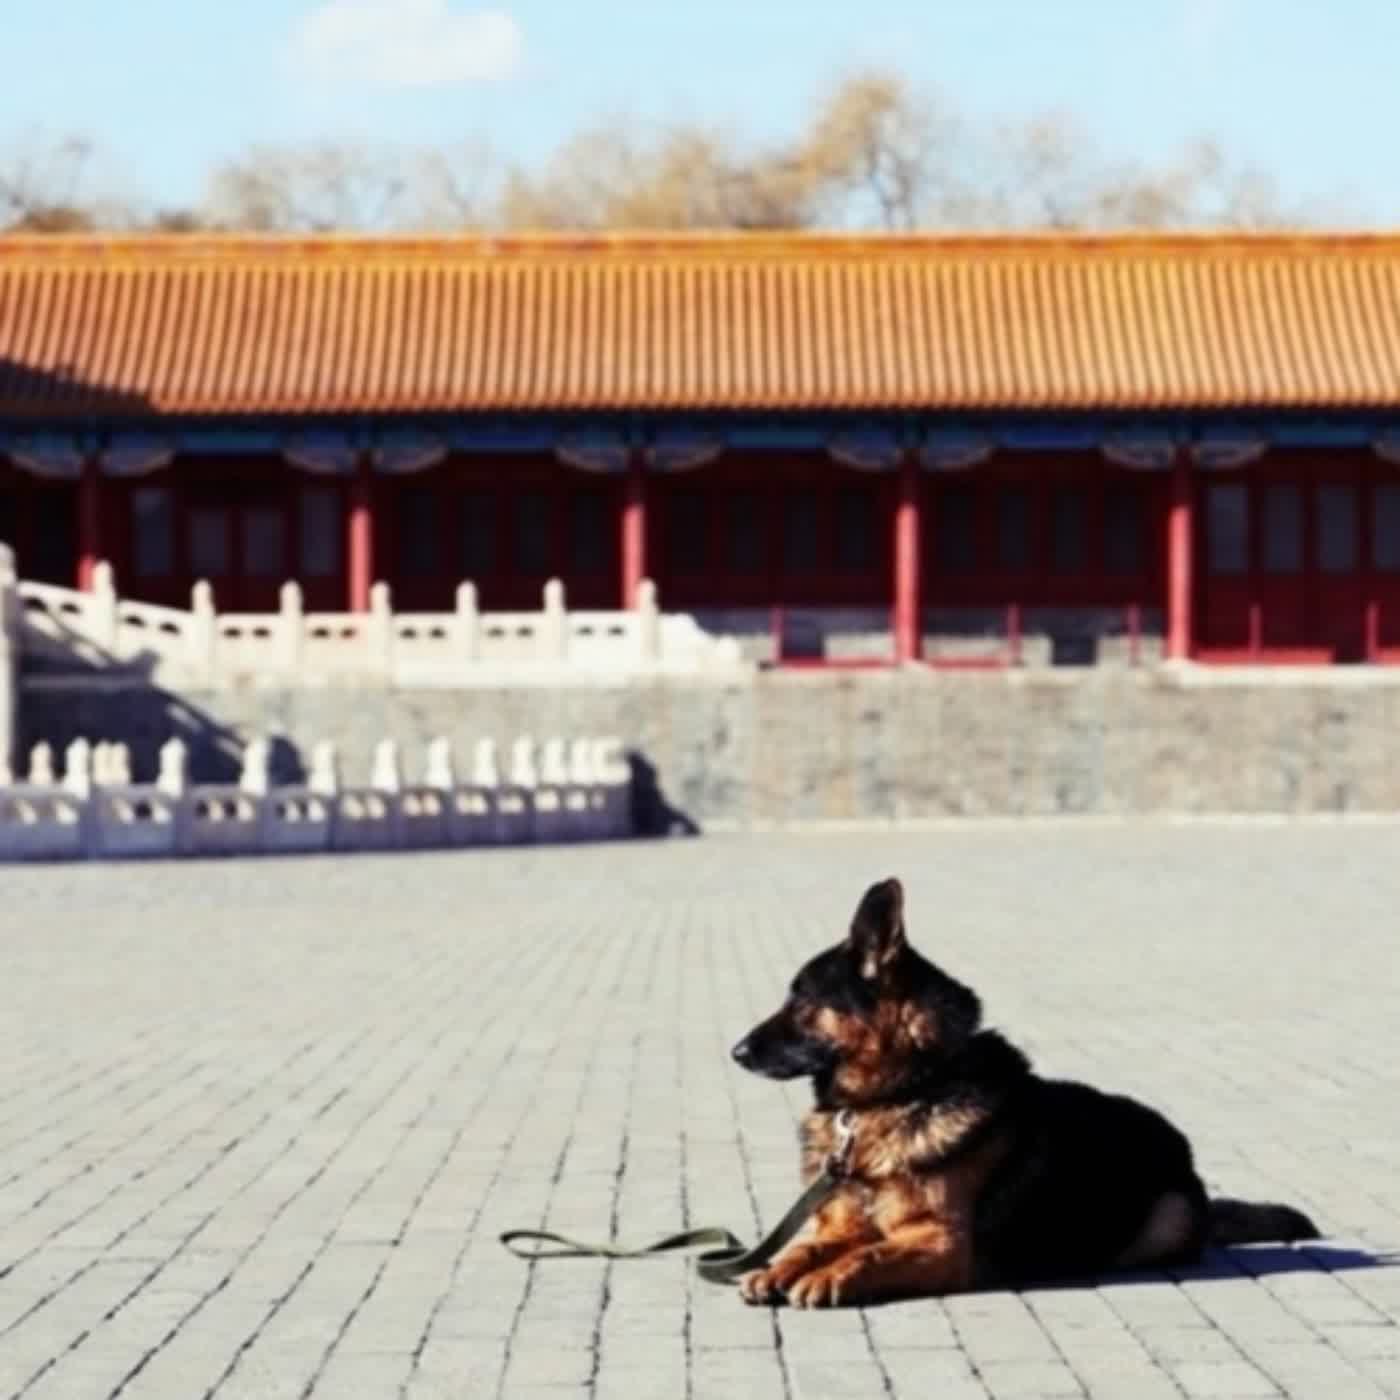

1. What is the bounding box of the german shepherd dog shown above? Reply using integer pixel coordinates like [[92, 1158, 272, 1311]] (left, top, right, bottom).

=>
[[730, 877, 1318, 1308]]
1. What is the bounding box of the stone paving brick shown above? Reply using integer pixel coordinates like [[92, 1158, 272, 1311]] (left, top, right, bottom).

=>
[[879, 1348, 993, 1398], [2, 824, 1400, 1400], [974, 1358, 1086, 1396], [1171, 1357, 1284, 1395], [788, 1359, 892, 1397]]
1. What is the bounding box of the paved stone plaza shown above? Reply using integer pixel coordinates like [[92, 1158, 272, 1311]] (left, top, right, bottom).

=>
[[3, 823, 1400, 1399]]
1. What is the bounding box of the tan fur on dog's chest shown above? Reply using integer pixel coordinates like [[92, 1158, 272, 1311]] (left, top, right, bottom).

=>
[[800, 1105, 1010, 1247]]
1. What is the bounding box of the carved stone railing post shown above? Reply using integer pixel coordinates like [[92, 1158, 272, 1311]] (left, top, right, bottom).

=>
[[568, 737, 595, 785], [28, 742, 55, 788], [455, 582, 480, 663], [278, 582, 304, 673], [157, 738, 188, 797], [308, 740, 341, 797], [190, 580, 217, 684], [510, 735, 539, 789], [96, 741, 120, 787], [637, 578, 661, 664], [472, 737, 500, 788], [239, 737, 272, 796], [63, 738, 93, 800], [542, 579, 568, 662], [425, 737, 456, 790], [533, 735, 569, 841], [92, 561, 120, 652], [370, 738, 402, 793], [540, 737, 570, 787], [157, 736, 191, 851], [494, 735, 535, 844], [368, 582, 394, 677]]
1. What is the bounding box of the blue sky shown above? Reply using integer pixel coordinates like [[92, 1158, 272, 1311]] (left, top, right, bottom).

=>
[[3, 0, 1398, 221]]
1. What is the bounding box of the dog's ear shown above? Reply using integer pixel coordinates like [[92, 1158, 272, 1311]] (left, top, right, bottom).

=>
[[849, 877, 906, 980]]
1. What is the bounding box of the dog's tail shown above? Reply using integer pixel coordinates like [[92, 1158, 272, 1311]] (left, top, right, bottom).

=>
[[1208, 1198, 1320, 1246]]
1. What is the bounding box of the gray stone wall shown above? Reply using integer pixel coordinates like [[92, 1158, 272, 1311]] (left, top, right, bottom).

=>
[[20, 667, 1400, 826]]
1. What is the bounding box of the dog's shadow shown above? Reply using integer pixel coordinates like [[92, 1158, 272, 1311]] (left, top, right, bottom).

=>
[[1171, 1242, 1400, 1281], [1042, 1242, 1400, 1294], [896, 1244, 1400, 1306]]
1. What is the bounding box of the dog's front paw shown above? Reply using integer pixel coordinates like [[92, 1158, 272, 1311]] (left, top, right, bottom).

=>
[[786, 1261, 861, 1309], [738, 1268, 784, 1305]]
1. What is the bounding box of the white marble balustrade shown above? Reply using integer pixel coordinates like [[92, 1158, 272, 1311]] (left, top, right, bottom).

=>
[[0, 732, 634, 862], [6, 558, 746, 692]]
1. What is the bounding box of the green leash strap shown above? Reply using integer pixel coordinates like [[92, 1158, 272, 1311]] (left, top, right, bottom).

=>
[[500, 1168, 841, 1285], [501, 1110, 857, 1287]]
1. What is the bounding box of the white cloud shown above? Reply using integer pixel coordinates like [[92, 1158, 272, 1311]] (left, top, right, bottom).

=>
[[291, 0, 523, 87]]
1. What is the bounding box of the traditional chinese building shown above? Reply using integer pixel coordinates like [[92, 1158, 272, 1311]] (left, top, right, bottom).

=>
[[3, 230, 1400, 665]]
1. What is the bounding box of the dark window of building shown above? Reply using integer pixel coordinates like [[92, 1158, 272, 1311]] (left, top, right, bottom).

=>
[[1103, 485, 1145, 576], [666, 488, 709, 575], [1050, 488, 1087, 574], [31, 491, 75, 585], [299, 487, 342, 579], [835, 486, 877, 573], [570, 491, 609, 575], [1261, 484, 1302, 574], [516, 490, 551, 575], [1206, 484, 1248, 576], [189, 506, 231, 578], [132, 487, 175, 578], [242, 506, 285, 579], [997, 487, 1031, 571], [397, 487, 439, 578], [1375, 486, 1400, 573], [936, 485, 976, 573], [1316, 484, 1358, 576], [783, 491, 820, 573], [460, 490, 496, 577], [727, 490, 764, 574]]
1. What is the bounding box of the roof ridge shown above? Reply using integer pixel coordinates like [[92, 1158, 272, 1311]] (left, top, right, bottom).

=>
[[5, 228, 1400, 263]]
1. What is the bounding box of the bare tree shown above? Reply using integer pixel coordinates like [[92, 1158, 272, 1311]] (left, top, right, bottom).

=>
[[0, 132, 118, 232], [489, 68, 1297, 235], [402, 140, 497, 230], [800, 70, 963, 229], [1, 70, 1305, 238], [496, 118, 820, 231], [940, 110, 1295, 232], [205, 143, 408, 232], [145, 208, 214, 234], [497, 121, 654, 230]]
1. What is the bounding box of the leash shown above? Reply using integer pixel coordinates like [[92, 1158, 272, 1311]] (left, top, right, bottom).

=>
[[501, 1109, 855, 1285]]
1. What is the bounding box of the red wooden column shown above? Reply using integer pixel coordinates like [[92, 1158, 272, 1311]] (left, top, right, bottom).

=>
[[348, 450, 374, 613], [621, 448, 647, 609], [1165, 444, 1194, 661], [76, 453, 102, 591], [893, 451, 923, 663]]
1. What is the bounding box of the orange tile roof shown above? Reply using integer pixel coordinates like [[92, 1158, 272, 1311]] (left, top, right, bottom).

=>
[[2, 231, 1400, 419]]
